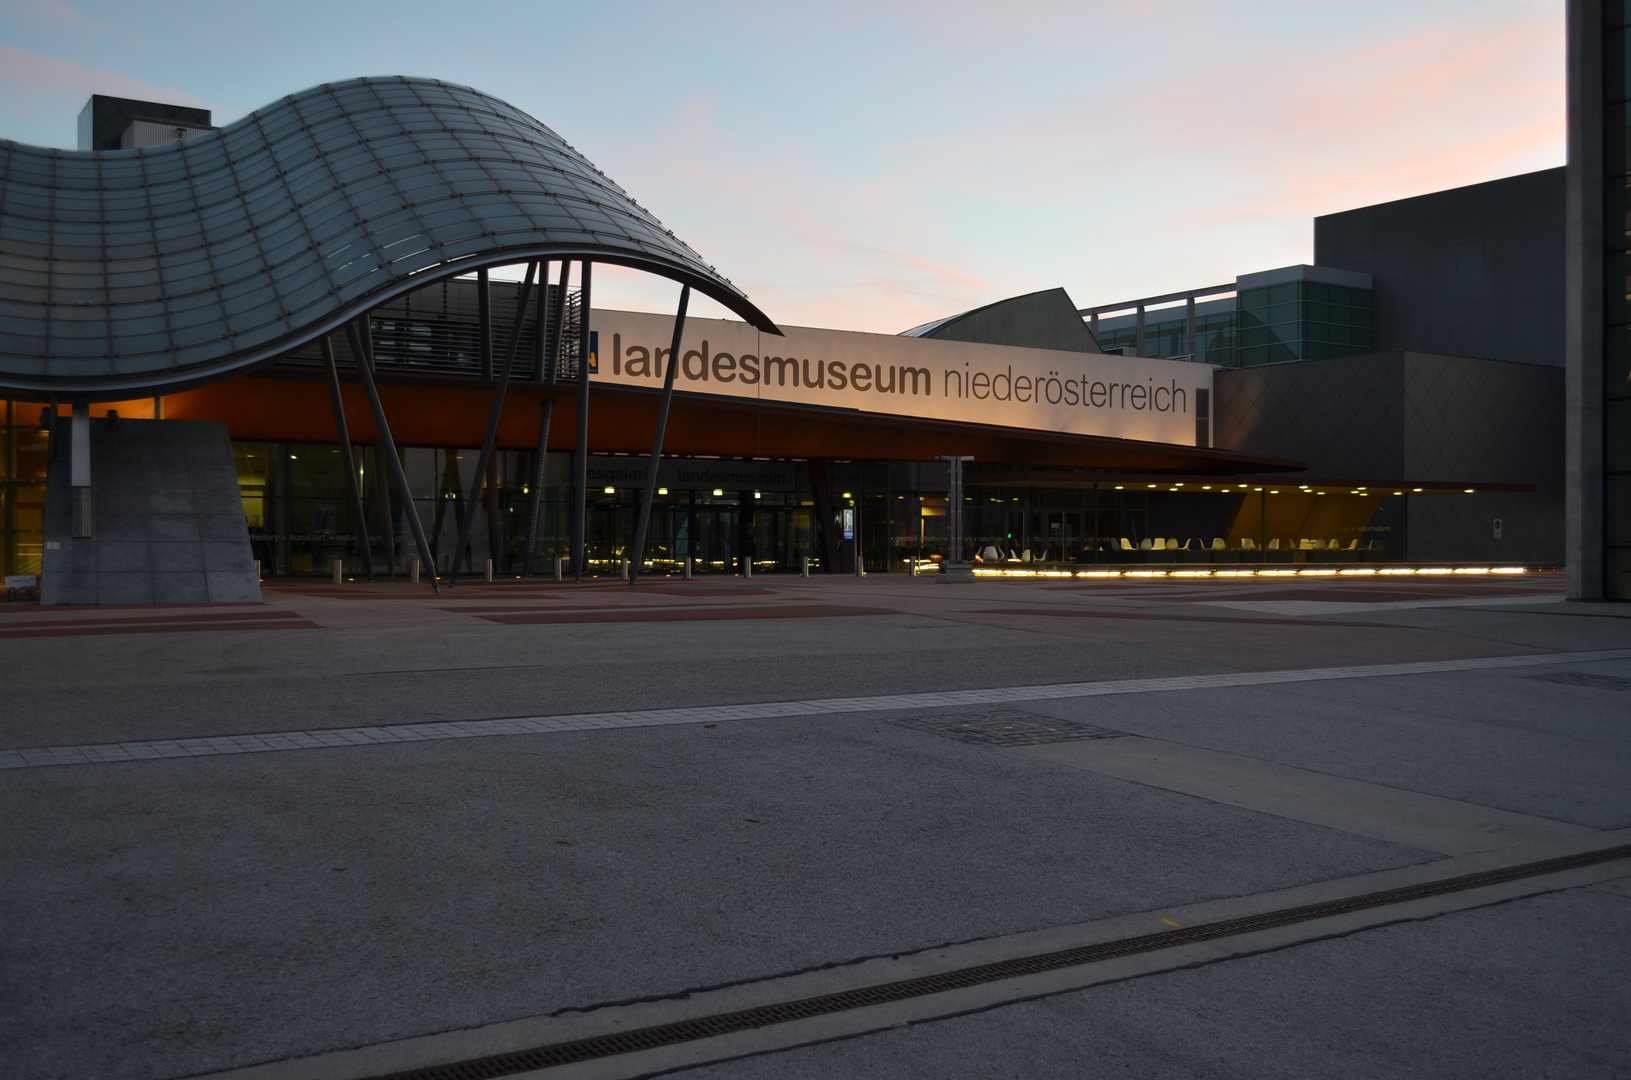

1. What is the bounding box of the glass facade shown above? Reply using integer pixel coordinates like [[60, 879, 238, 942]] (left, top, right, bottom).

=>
[[239, 444, 831, 578], [1095, 310, 1236, 366], [1235, 281, 1373, 366], [226, 447, 1408, 577], [0, 400, 47, 578], [1606, 2, 1631, 598], [1092, 278, 1370, 368]]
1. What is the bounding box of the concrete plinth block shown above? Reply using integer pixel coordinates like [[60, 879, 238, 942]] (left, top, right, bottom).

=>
[[40, 572, 99, 606], [147, 489, 198, 515], [151, 572, 210, 604], [937, 563, 977, 583], [97, 540, 152, 573], [148, 514, 202, 541], [97, 572, 155, 605], [150, 543, 204, 573], [196, 514, 249, 542], [201, 541, 253, 573], [40, 419, 258, 605]]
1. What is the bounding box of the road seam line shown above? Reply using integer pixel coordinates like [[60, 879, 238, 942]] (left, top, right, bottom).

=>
[[3, 648, 1627, 771]]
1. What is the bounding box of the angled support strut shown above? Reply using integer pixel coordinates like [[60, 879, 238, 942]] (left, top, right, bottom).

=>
[[573, 262, 593, 582], [628, 285, 690, 586], [321, 336, 374, 581], [522, 259, 571, 578], [345, 317, 440, 594], [448, 261, 538, 586]]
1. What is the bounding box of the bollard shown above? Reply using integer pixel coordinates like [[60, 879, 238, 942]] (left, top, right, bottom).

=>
[[254, 559, 262, 581], [484, 557, 494, 582], [620, 557, 629, 581], [801, 556, 810, 579], [854, 548, 864, 577], [553, 556, 563, 582], [410, 558, 421, 584], [684, 556, 693, 580], [332, 558, 343, 584], [743, 558, 752, 579]]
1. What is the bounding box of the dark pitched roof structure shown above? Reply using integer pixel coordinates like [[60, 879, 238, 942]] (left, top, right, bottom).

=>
[[0, 76, 777, 399], [901, 287, 1100, 353]]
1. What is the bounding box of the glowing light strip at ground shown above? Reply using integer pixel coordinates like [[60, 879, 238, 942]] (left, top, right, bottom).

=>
[[957, 566, 1534, 579]]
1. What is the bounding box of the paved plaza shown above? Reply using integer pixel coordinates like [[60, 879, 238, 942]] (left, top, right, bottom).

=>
[[1, 571, 1628, 1079]]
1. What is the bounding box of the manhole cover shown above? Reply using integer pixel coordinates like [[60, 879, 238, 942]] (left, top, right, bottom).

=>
[[893, 709, 1124, 747], [1523, 671, 1631, 691]]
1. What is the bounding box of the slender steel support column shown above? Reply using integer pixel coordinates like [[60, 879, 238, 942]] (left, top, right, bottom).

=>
[[345, 318, 440, 594], [485, 456, 502, 574], [1185, 296, 1196, 356], [1092, 482, 1101, 564], [521, 400, 554, 577], [629, 285, 690, 586], [1135, 305, 1147, 357], [478, 266, 493, 380], [321, 336, 374, 581], [808, 458, 840, 572], [70, 402, 92, 538], [372, 441, 397, 577], [449, 261, 537, 586], [573, 262, 593, 582], [522, 260, 569, 577]]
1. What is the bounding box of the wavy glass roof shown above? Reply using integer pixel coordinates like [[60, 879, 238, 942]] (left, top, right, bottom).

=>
[[0, 76, 776, 398]]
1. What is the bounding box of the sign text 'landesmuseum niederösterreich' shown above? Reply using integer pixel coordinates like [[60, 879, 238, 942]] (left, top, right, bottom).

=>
[[589, 310, 1209, 446]]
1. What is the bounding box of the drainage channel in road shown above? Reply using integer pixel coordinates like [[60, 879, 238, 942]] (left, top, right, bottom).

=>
[[361, 840, 1631, 1080]]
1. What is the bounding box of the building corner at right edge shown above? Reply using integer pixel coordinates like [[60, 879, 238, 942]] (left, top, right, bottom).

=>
[[1566, 0, 1629, 599]]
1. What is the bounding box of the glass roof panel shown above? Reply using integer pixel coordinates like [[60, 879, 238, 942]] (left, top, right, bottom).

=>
[[0, 75, 775, 395]]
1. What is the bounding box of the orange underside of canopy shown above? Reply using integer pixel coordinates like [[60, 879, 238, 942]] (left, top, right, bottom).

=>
[[76, 373, 1304, 475]]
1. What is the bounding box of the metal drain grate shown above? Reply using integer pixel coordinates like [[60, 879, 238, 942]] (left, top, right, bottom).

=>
[[1523, 671, 1631, 691], [367, 842, 1631, 1080], [892, 709, 1125, 746]]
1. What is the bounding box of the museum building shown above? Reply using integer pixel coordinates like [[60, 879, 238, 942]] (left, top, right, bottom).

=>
[[0, 80, 1572, 602]]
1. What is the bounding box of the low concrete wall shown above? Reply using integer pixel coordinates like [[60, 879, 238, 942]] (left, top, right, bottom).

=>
[[42, 419, 261, 605]]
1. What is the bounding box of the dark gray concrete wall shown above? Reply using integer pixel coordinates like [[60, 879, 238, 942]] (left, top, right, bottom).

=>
[[1403, 353, 1564, 563], [1315, 168, 1565, 367], [41, 419, 261, 605], [1213, 352, 1407, 479], [1214, 352, 1564, 562], [1405, 489, 1562, 564], [1402, 353, 1562, 488]]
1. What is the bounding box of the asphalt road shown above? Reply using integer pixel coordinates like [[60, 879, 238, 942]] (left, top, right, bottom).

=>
[[1, 573, 1626, 1079]]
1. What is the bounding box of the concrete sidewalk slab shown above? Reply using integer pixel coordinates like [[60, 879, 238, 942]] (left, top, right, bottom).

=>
[[1009, 736, 1592, 854]]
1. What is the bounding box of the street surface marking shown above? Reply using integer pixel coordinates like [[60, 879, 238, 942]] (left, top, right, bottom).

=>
[[3, 648, 1628, 771]]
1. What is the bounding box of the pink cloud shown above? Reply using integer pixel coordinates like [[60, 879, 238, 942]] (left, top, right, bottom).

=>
[[0, 44, 215, 148]]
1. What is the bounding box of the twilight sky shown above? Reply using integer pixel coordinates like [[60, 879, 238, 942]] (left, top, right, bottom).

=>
[[0, 0, 1564, 332]]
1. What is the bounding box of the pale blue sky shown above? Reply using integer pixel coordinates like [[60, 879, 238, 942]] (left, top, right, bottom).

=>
[[0, 0, 1564, 331]]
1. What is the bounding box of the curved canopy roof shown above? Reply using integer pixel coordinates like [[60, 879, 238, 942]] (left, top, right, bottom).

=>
[[0, 76, 778, 398]]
